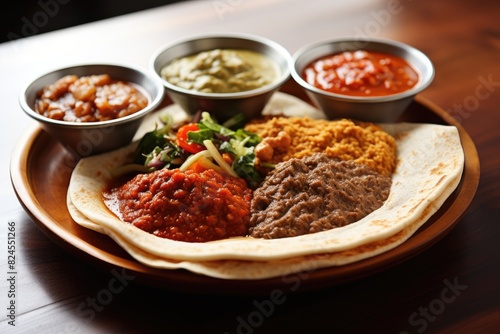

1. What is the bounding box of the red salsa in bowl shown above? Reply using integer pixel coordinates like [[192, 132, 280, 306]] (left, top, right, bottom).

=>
[[302, 50, 419, 97]]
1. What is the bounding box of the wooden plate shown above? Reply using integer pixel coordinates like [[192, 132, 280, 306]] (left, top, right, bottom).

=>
[[10, 82, 480, 295]]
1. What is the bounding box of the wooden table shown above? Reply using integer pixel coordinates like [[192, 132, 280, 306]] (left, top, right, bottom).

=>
[[1, 0, 499, 332]]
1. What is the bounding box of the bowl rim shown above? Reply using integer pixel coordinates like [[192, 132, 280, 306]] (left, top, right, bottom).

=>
[[290, 36, 435, 103], [19, 62, 165, 129], [149, 32, 292, 99]]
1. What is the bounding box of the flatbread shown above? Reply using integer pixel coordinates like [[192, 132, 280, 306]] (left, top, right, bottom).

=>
[[67, 92, 464, 278], [67, 170, 460, 280]]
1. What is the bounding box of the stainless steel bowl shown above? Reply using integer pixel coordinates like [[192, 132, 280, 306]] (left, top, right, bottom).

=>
[[291, 38, 435, 122], [19, 63, 165, 157], [150, 33, 291, 122]]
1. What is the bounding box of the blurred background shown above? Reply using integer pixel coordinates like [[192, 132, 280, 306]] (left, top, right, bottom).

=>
[[1, 0, 186, 43]]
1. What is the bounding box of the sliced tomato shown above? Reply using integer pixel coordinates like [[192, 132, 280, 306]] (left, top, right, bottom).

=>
[[176, 123, 206, 154]]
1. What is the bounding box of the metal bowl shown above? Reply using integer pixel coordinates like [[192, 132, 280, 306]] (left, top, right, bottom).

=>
[[291, 38, 435, 122], [150, 33, 291, 122], [19, 63, 165, 157]]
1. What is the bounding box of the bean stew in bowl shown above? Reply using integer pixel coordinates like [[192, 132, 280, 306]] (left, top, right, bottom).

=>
[[19, 63, 165, 157]]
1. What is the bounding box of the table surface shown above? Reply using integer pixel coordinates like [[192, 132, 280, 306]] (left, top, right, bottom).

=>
[[1, 0, 499, 333]]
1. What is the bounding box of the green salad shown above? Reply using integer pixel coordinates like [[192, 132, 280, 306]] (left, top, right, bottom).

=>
[[132, 111, 263, 188]]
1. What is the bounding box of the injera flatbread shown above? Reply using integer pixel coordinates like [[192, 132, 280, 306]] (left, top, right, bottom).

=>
[[67, 167, 459, 280], [67, 93, 464, 274]]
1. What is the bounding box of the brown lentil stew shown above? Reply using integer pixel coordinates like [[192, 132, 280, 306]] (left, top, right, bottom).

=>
[[249, 153, 392, 239], [104, 168, 252, 243], [35, 74, 148, 122]]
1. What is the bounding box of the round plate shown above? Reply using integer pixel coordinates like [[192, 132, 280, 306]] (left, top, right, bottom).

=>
[[10, 83, 480, 295]]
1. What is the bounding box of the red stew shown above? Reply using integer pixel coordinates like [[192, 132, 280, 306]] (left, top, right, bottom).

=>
[[105, 168, 252, 243], [302, 50, 419, 96], [35, 74, 149, 122]]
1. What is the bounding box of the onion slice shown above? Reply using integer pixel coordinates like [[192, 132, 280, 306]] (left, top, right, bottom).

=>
[[179, 150, 212, 172], [203, 140, 239, 177]]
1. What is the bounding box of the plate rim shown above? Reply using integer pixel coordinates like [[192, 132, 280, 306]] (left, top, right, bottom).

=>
[[9, 94, 480, 294]]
